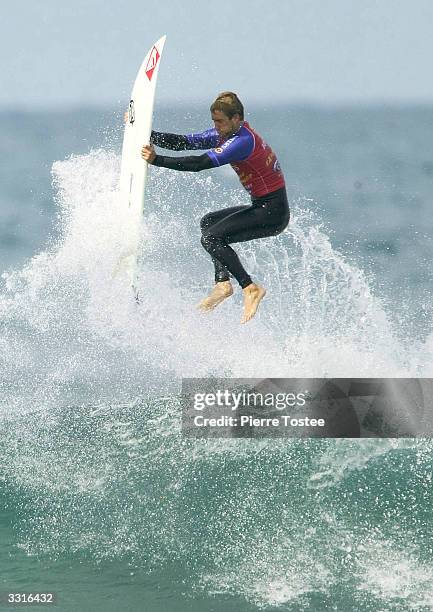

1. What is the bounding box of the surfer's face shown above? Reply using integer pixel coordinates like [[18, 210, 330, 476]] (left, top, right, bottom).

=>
[[211, 110, 242, 139]]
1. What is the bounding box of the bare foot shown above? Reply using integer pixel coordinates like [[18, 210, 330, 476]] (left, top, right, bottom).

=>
[[198, 281, 233, 312], [241, 283, 266, 323]]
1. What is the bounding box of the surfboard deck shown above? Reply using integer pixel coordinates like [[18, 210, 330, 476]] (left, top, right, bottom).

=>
[[117, 35, 167, 299]]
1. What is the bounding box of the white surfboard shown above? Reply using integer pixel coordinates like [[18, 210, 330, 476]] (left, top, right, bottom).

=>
[[117, 35, 166, 299]]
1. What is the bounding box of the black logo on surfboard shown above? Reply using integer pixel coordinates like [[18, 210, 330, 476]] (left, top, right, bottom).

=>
[[128, 100, 135, 125]]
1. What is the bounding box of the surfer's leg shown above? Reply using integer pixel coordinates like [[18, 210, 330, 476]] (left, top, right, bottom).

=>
[[201, 206, 289, 288], [200, 206, 248, 283], [198, 206, 248, 311], [201, 190, 290, 321], [200, 206, 249, 231]]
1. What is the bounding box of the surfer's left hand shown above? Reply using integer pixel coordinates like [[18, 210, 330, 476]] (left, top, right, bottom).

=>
[[141, 144, 156, 164]]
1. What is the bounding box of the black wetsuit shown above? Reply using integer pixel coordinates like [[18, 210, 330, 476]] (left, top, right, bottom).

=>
[[150, 129, 290, 288]]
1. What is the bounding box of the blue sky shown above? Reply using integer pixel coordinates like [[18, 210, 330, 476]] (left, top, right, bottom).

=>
[[2, 0, 433, 109]]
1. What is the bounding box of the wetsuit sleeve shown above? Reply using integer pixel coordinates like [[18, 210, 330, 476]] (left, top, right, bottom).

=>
[[150, 131, 190, 151], [207, 133, 254, 167], [150, 128, 219, 151], [152, 153, 214, 172]]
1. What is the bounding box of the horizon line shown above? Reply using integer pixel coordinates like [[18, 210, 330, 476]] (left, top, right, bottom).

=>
[[1, 99, 433, 114]]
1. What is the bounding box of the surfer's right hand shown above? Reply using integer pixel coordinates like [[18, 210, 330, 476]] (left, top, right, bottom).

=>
[[141, 144, 156, 164], [124, 111, 129, 124]]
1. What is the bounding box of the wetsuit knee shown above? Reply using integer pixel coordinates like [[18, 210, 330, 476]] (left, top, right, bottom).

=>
[[200, 212, 213, 232], [200, 232, 219, 251], [200, 215, 207, 231]]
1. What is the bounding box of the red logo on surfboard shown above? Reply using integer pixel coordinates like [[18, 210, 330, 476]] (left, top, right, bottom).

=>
[[145, 46, 160, 81]]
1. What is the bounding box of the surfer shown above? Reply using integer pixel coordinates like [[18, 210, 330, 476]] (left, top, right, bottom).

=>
[[140, 92, 290, 323]]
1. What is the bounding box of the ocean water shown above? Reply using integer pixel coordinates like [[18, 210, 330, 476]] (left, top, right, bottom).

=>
[[1, 105, 433, 611]]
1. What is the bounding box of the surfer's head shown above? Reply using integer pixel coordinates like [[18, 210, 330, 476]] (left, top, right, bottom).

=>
[[210, 91, 244, 138]]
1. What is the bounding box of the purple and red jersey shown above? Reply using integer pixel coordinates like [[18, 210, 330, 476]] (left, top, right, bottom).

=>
[[185, 121, 285, 198]]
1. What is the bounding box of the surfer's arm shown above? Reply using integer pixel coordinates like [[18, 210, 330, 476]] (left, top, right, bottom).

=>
[[150, 127, 219, 151], [142, 139, 245, 172], [150, 131, 190, 151], [151, 153, 214, 172]]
